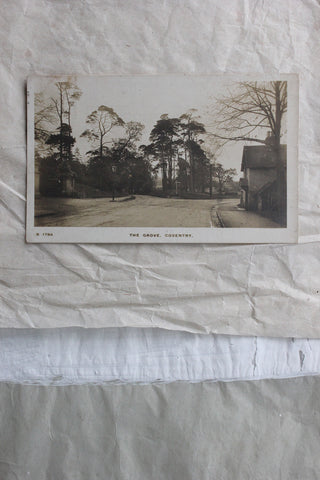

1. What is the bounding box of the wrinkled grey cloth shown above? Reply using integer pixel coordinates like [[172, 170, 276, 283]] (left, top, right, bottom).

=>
[[1, 377, 320, 479]]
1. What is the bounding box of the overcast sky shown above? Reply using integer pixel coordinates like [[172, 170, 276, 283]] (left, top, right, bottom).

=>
[[33, 75, 286, 179]]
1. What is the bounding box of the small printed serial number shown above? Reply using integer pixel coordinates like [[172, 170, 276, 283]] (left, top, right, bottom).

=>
[[36, 232, 53, 236]]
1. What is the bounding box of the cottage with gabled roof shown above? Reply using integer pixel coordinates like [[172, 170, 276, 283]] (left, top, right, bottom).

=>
[[240, 144, 287, 225]]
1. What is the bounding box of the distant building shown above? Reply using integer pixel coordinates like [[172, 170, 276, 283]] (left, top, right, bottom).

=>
[[38, 156, 76, 198], [239, 144, 287, 225]]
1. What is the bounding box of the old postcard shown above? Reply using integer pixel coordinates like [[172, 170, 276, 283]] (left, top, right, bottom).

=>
[[26, 74, 298, 243]]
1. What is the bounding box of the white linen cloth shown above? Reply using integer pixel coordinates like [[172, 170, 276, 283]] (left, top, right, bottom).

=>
[[0, 328, 319, 385]]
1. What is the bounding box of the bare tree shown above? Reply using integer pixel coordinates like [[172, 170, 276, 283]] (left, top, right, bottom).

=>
[[202, 139, 224, 198], [119, 121, 145, 149], [50, 81, 82, 162], [213, 163, 237, 195], [211, 81, 287, 220], [63, 83, 82, 128], [211, 81, 287, 146], [34, 93, 55, 150], [81, 105, 125, 160]]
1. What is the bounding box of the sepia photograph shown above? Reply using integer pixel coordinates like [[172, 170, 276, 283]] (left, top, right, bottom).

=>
[[27, 74, 298, 243]]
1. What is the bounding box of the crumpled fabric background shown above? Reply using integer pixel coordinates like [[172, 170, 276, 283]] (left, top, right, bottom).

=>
[[0, 0, 320, 384], [1, 3, 320, 478], [1, 378, 320, 479]]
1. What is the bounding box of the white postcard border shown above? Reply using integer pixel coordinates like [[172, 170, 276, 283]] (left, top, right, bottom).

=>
[[26, 74, 298, 244]]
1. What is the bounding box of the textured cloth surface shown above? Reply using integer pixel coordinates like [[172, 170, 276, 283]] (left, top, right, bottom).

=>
[[1, 377, 320, 479], [0, 327, 319, 384]]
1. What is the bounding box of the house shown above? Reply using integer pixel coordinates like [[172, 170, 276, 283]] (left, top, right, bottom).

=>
[[240, 144, 287, 224], [38, 156, 76, 197]]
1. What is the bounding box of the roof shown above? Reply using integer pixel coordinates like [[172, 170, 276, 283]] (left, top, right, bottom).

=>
[[241, 145, 287, 171]]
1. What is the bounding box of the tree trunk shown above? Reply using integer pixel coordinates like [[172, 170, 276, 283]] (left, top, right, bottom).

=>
[[168, 139, 173, 191], [161, 148, 167, 193], [274, 82, 286, 226], [189, 150, 194, 193], [59, 87, 63, 164], [67, 102, 72, 163], [100, 136, 103, 161]]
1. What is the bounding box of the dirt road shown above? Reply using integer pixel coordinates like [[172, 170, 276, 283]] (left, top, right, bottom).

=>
[[35, 195, 222, 228], [215, 199, 282, 228], [35, 195, 280, 228]]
